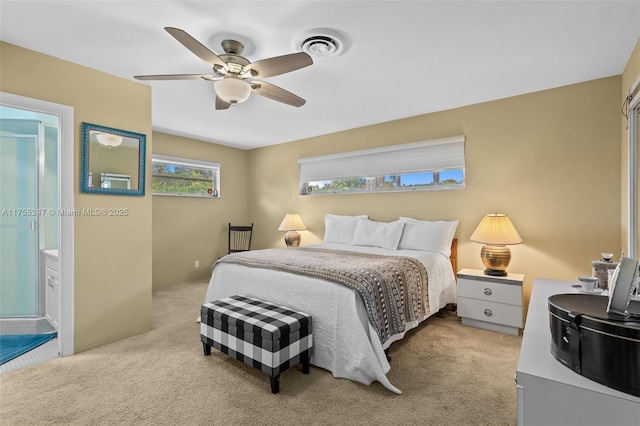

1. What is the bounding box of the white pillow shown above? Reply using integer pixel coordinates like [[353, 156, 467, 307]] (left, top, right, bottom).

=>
[[398, 217, 459, 256], [323, 214, 368, 245], [352, 219, 406, 250]]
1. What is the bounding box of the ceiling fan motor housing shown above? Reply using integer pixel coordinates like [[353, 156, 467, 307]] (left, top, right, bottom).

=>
[[221, 39, 244, 55]]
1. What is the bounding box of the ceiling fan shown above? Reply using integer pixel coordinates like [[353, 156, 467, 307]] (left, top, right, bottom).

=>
[[134, 27, 313, 110]]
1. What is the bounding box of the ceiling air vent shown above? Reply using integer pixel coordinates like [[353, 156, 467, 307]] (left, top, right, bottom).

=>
[[297, 29, 346, 58], [302, 36, 338, 56]]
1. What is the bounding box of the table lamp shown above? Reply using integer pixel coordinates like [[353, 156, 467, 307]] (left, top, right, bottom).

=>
[[470, 213, 522, 276], [278, 213, 306, 247]]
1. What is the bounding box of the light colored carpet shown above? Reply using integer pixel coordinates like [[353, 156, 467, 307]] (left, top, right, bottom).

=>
[[0, 279, 522, 425]]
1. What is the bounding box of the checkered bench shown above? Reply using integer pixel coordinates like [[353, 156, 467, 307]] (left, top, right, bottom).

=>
[[200, 295, 313, 394]]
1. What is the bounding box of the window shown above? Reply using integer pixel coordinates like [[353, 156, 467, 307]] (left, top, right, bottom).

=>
[[151, 154, 220, 198], [299, 136, 465, 195]]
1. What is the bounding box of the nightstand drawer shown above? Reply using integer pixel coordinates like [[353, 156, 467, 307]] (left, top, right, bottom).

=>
[[458, 277, 522, 306], [457, 297, 523, 328]]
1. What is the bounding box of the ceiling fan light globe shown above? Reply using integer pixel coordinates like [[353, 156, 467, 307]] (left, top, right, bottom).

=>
[[214, 77, 251, 104], [96, 133, 123, 147]]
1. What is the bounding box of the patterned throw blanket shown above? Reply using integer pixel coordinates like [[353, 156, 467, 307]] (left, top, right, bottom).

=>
[[214, 247, 429, 345]]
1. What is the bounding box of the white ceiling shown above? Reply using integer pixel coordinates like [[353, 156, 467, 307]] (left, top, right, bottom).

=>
[[1, 1, 639, 150]]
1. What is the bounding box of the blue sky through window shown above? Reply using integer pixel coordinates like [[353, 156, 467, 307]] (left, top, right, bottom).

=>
[[384, 170, 464, 186]]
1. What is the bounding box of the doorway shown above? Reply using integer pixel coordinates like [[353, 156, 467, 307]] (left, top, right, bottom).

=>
[[0, 92, 74, 367]]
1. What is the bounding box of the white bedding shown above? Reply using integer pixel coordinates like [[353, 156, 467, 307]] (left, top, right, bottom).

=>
[[204, 243, 457, 393]]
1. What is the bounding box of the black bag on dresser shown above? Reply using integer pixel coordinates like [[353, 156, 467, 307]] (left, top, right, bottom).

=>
[[548, 293, 640, 397]]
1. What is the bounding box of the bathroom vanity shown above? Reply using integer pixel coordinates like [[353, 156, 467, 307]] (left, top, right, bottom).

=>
[[43, 249, 59, 330]]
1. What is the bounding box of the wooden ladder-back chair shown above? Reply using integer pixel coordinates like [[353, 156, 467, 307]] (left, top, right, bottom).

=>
[[228, 223, 253, 254]]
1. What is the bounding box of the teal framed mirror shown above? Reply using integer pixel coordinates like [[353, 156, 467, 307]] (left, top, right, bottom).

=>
[[80, 122, 146, 196]]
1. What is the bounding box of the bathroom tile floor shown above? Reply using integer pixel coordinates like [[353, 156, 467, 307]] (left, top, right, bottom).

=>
[[0, 338, 59, 374]]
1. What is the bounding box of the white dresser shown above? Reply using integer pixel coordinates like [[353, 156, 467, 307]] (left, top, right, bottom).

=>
[[457, 268, 524, 335], [516, 278, 640, 425]]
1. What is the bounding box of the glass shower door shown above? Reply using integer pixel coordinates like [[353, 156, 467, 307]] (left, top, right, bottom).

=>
[[0, 119, 40, 317]]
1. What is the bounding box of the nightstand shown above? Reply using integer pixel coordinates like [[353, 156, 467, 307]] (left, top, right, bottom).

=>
[[457, 268, 524, 335]]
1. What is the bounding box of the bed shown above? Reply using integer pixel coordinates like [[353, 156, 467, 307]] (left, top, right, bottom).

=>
[[204, 215, 459, 393]]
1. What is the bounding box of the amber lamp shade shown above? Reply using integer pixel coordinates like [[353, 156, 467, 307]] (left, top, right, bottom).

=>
[[470, 214, 522, 276]]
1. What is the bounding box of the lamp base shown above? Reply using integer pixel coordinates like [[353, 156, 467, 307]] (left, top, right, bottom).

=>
[[483, 268, 508, 277], [480, 245, 511, 276], [284, 231, 301, 247]]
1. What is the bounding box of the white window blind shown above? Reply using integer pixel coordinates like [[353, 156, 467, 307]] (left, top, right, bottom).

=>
[[298, 135, 465, 182]]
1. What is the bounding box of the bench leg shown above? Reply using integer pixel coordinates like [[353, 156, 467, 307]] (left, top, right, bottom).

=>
[[270, 375, 280, 394], [302, 353, 310, 374], [202, 342, 211, 356]]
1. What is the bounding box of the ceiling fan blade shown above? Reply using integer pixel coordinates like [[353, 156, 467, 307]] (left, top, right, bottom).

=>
[[164, 27, 228, 71], [216, 96, 232, 110], [251, 81, 306, 107], [134, 74, 218, 80], [244, 52, 312, 78]]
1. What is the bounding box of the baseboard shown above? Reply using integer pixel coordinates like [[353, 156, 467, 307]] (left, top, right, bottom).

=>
[[75, 325, 152, 353]]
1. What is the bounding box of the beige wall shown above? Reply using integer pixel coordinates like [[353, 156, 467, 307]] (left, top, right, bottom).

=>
[[1, 42, 153, 352], [248, 76, 622, 310], [151, 132, 249, 288], [620, 38, 640, 252]]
